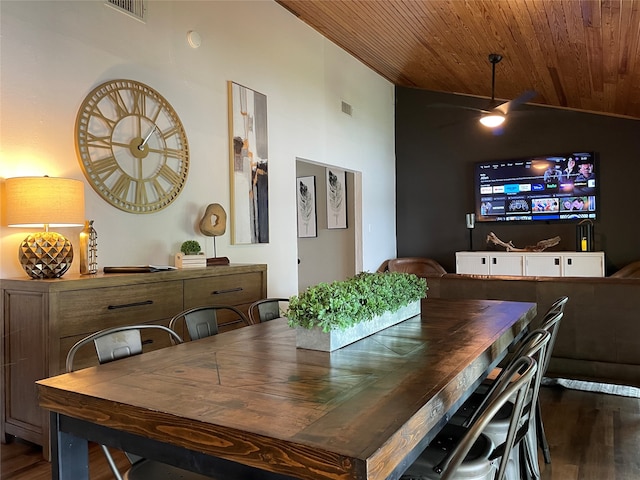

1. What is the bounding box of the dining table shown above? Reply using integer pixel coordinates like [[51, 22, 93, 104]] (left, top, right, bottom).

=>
[[37, 297, 536, 480]]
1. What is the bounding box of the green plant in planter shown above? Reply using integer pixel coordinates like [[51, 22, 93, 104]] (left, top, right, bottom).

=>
[[180, 240, 202, 255], [286, 271, 427, 332]]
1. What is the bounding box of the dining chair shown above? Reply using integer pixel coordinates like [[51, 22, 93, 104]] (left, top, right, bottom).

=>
[[169, 305, 250, 341], [451, 328, 551, 480], [478, 295, 568, 466], [65, 324, 213, 480], [401, 356, 537, 480], [247, 297, 289, 323]]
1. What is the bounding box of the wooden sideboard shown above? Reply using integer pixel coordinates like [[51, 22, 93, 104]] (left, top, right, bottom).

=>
[[455, 251, 605, 277], [0, 264, 266, 457]]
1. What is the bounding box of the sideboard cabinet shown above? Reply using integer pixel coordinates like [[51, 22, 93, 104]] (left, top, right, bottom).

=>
[[455, 251, 605, 277], [1, 264, 266, 457]]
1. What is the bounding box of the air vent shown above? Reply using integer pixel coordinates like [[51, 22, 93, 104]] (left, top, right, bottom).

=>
[[341, 101, 353, 116], [106, 0, 145, 22]]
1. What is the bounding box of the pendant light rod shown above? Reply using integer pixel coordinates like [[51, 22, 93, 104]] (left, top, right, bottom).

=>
[[488, 53, 502, 102]]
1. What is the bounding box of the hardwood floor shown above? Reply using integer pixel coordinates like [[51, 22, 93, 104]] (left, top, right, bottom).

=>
[[1, 384, 639, 479], [538, 384, 640, 480]]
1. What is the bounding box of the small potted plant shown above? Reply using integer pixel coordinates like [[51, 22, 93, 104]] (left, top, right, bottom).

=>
[[286, 271, 427, 351], [175, 240, 206, 269]]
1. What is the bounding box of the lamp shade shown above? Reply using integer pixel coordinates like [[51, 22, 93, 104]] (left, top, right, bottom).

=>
[[6, 176, 85, 227]]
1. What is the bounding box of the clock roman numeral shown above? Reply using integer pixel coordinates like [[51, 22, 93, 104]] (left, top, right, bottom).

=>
[[135, 180, 148, 205], [110, 174, 132, 201], [147, 147, 187, 159], [131, 90, 146, 116], [161, 125, 181, 140], [88, 105, 117, 130], [150, 178, 167, 198], [157, 164, 182, 186], [91, 156, 121, 178], [86, 132, 112, 149], [106, 90, 130, 118]]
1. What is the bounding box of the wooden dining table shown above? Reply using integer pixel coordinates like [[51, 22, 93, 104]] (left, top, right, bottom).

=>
[[37, 298, 536, 480]]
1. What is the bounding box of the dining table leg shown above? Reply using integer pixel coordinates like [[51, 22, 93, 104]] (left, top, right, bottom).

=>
[[50, 412, 89, 480]]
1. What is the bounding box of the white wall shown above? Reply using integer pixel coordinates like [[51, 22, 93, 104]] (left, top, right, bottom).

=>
[[0, 0, 397, 296]]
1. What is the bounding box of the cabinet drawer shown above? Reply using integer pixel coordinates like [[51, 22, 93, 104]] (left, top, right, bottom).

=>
[[184, 272, 263, 307], [57, 281, 183, 338], [58, 319, 175, 373]]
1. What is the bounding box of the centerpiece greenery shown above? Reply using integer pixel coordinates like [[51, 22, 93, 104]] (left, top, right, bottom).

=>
[[286, 271, 427, 333]]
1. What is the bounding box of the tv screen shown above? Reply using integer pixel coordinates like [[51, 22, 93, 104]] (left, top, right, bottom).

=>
[[475, 151, 597, 222]]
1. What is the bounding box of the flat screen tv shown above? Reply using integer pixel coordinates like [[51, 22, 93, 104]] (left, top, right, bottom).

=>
[[475, 151, 598, 222]]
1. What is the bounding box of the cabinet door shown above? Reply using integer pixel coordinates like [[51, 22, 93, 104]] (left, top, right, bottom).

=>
[[456, 253, 490, 275], [563, 253, 605, 277], [525, 254, 562, 276], [3, 290, 47, 446], [489, 254, 524, 275]]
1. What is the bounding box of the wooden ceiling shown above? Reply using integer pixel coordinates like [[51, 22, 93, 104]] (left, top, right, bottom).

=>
[[276, 0, 640, 120]]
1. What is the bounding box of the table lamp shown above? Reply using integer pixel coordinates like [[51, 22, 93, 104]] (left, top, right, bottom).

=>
[[6, 176, 85, 279]]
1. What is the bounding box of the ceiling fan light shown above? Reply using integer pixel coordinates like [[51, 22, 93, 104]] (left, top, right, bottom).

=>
[[479, 114, 506, 128]]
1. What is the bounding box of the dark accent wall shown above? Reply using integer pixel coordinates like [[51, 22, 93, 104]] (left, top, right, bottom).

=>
[[395, 87, 640, 275]]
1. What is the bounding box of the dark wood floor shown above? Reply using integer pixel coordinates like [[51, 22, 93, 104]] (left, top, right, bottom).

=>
[[2, 384, 639, 480]]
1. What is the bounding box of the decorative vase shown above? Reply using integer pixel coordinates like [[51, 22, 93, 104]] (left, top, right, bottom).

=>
[[79, 220, 98, 275], [295, 300, 421, 352]]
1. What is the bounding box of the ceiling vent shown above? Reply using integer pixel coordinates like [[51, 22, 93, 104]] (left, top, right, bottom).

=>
[[106, 0, 146, 22], [341, 101, 353, 116]]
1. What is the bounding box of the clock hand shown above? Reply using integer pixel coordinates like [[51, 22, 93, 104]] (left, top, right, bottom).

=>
[[138, 124, 158, 150]]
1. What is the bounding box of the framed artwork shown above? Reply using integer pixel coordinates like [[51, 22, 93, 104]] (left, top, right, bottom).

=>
[[296, 176, 317, 238], [326, 168, 347, 229], [228, 81, 269, 244]]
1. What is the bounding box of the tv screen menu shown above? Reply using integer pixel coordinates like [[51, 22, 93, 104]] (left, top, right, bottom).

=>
[[476, 152, 597, 222]]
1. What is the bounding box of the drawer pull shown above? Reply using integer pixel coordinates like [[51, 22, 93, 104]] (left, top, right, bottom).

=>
[[212, 287, 243, 295], [107, 300, 154, 310]]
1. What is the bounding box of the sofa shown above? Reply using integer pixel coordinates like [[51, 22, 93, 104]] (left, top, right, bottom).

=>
[[380, 258, 640, 388]]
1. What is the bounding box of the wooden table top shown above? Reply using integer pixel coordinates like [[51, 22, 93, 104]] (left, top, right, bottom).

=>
[[37, 298, 536, 480]]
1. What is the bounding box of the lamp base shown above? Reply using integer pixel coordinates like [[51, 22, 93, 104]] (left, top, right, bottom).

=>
[[18, 231, 74, 279]]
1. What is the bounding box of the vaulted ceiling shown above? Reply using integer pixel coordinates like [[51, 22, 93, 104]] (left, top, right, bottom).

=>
[[277, 0, 640, 120]]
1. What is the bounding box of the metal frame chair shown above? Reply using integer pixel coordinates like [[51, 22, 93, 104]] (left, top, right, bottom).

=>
[[169, 305, 250, 341], [66, 325, 212, 480], [247, 298, 289, 323], [401, 356, 537, 480]]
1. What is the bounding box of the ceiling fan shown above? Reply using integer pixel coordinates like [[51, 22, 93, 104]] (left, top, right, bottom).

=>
[[477, 53, 536, 128]]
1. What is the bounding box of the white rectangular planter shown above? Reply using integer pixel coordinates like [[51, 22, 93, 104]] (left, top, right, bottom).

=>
[[295, 300, 421, 352]]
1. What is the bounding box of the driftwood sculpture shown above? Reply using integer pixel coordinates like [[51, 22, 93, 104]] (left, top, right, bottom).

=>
[[486, 232, 561, 252]]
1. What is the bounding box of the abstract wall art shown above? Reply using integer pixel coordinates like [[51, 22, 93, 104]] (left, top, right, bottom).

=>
[[326, 167, 347, 229], [297, 176, 317, 238], [228, 81, 269, 244]]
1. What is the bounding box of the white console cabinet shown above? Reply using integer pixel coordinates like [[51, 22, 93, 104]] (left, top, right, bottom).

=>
[[456, 251, 605, 277]]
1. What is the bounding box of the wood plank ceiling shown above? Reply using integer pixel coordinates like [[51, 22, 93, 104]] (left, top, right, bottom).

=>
[[276, 0, 640, 120]]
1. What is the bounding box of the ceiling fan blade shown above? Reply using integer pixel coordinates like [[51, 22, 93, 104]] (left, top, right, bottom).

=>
[[495, 90, 537, 115], [426, 103, 492, 114]]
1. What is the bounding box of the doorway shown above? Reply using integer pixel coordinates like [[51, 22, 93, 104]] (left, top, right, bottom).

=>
[[295, 158, 362, 292]]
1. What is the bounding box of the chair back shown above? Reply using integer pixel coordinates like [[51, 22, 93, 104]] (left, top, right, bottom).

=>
[[466, 329, 550, 429], [66, 324, 183, 372], [543, 296, 568, 320], [169, 305, 250, 341], [248, 298, 289, 323], [439, 356, 537, 480], [539, 310, 564, 374]]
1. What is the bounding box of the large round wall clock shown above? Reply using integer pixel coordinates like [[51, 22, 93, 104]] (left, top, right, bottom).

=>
[[75, 79, 189, 213]]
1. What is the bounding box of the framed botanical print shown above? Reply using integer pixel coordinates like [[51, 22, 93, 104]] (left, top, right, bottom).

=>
[[297, 176, 317, 238], [326, 168, 347, 229]]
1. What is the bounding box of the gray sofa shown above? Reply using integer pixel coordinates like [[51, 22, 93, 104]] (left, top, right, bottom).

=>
[[382, 258, 640, 388]]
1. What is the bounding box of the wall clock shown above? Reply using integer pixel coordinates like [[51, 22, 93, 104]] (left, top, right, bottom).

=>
[[76, 79, 189, 213]]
